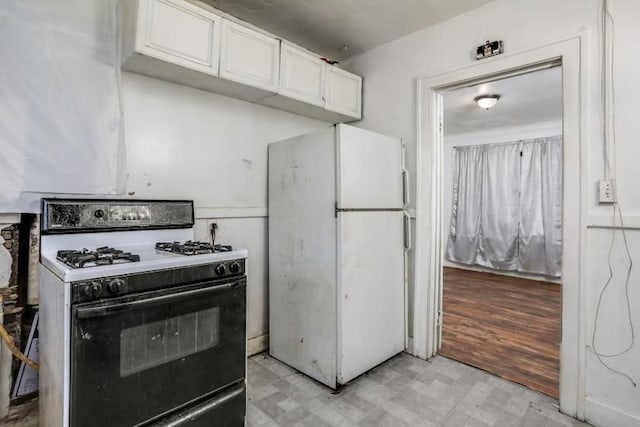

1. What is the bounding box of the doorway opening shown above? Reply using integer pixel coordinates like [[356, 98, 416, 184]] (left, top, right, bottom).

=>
[[413, 36, 584, 416], [439, 66, 563, 397]]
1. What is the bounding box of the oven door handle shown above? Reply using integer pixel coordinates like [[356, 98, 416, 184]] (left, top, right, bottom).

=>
[[75, 280, 245, 320], [153, 382, 245, 426]]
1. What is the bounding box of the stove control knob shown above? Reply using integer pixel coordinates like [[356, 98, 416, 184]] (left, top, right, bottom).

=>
[[83, 282, 103, 299], [94, 209, 105, 219], [215, 264, 227, 276], [108, 278, 125, 294], [81, 284, 91, 298], [229, 262, 241, 274]]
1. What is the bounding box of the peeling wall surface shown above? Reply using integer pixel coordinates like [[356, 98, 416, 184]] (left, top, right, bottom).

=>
[[0, 0, 124, 213], [0, 242, 10, 290], [344, 0, 640, 425]]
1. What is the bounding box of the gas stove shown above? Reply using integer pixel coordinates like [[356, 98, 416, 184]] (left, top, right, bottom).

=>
[[56, 247, 141, 269], [39, 199, 248, 427], [155, 241, 232, 255], [41, 220, 246, 282], [54, 240, 234, 270]]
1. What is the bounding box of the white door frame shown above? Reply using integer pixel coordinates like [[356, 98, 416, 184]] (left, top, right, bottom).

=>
[[413, 35, 588, 418]]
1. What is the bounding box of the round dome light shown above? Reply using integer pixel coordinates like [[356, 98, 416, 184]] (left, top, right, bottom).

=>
[[474, 95, 501, 110]]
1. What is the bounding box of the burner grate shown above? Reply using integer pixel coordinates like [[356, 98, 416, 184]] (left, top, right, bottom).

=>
[[57, 247, 141, 269], [155, 241, 232, 256]]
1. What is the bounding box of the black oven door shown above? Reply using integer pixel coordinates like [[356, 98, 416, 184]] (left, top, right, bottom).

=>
[[70, 277, 246, 427]]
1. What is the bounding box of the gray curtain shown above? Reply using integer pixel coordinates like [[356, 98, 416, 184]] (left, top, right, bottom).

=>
[[446, 146, 484, 264], [446, 136, 563, 277]]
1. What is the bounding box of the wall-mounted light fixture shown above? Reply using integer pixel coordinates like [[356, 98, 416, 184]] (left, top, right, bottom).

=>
[[474, 95, 500, 110]]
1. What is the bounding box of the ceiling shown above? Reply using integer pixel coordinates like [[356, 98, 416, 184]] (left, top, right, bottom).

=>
[[199, 0, 495, 60], [443, 67, 563, 135]]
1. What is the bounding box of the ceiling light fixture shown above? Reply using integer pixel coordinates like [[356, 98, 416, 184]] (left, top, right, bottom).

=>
[[474, 94, 500, 110]]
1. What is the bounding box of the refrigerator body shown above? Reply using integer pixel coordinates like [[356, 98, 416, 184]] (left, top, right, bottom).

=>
[[269, 124, 407, 388]]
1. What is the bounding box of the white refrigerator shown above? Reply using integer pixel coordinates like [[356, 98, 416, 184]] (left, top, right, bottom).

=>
[[268, 124, 410, 389]]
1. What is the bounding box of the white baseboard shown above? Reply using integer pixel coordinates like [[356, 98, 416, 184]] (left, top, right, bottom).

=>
[[247, 334, 269, 357], [585, 397, 640, 427], [443, 261, 561, 283]]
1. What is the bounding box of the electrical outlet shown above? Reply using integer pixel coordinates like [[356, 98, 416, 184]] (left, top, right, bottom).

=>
[[598, 179, 616, 203]]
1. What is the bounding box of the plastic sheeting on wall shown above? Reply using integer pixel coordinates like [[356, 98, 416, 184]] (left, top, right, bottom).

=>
[[0, 0, 125, 213]]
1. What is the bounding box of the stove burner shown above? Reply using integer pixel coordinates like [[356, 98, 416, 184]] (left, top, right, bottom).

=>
[[57, 247, 141, 269], [155, 241, 232, 256]]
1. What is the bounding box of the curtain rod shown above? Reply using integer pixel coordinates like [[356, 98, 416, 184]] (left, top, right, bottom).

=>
[[452, 134, 562, 150]]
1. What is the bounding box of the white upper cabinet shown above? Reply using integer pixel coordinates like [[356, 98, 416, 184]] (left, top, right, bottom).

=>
[[276, 43, 362, 120], [121, 0, 363, 122], [219, 20, 280, 92], [325, 66, 362, 119], [131, 0, 221, 75], [279, 43, 326, 107]]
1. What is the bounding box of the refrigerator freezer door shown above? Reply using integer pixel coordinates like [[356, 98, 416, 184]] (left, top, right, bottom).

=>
[[268, 128, 339, 389], [336, 124, 404, 209], [337, 210, 405, 384]]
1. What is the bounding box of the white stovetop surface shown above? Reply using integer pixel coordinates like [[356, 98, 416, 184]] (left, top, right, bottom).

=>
[[40, 229, 248, 283]]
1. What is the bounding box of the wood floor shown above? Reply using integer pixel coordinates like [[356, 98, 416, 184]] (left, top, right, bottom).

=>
[[439, 267, 561, 398]]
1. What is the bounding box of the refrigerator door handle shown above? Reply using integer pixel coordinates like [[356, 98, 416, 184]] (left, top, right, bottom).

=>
[[403, 211, 412, 250], [402, 168, 410, 208]]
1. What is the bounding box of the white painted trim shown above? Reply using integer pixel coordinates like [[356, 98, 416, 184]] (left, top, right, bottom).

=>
[[585, 397, 640, 427], [405, 337, 413, 355], [587, 215, 640, 229], [247, 333, 269, 357], [194, 207, 268, 219], [63, 286, 71, 427], [0, 214, 20, 225], [414, 34, 587, 419], [575, 31, 592, 421]]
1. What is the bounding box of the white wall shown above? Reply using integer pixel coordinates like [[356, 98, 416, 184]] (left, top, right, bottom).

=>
[[344, 0, 640, 425], [0, 0, 123, 213], [121, 72, 326, 348], [443, 120, 562, 282]]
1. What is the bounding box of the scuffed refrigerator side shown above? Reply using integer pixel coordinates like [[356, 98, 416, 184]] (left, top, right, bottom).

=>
[[268, 127, 339, 389]]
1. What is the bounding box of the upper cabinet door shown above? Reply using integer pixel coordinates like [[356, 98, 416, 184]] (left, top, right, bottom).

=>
[[325, 67, 362, 119], [219, 20, 280, 92], [279, 43, 326, 107], [135, 0, 221, 75]]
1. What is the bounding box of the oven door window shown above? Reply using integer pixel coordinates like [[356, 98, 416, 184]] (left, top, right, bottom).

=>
[[70, 278, 246, 427], [120, 306, 221, 377]]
